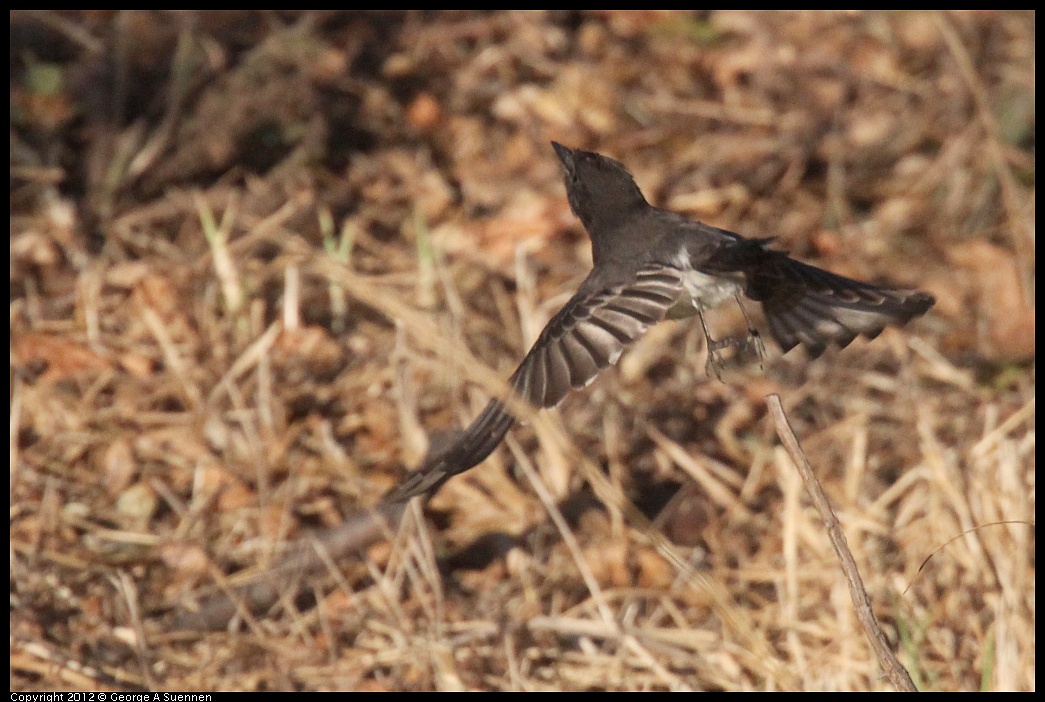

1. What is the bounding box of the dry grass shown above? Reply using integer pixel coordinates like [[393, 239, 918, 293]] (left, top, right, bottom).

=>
[[10, 10, 1034, 691]]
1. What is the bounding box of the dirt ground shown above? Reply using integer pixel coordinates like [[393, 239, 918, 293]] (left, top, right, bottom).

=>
[[10, 11, 1035, 691]]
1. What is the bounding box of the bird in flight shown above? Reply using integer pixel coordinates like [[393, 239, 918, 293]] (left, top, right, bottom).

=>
[[384, 142, 934, 502]]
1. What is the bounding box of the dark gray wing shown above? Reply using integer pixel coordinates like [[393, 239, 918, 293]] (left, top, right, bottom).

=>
[[385, 264, 686, 502], [382, 397, 515, 501], [510, 264, 687, 408]]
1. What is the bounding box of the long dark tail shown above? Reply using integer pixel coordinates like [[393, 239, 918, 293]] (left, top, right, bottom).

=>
[[746, 254, 934, 358]]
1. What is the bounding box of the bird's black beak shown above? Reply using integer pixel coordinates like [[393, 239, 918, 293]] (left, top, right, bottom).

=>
[[551, 141, 575, 169]]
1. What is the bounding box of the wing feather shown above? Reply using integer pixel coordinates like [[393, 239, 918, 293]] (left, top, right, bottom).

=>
[[512, 265, 686, 408]]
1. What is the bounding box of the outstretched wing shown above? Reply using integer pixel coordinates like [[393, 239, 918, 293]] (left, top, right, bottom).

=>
[[385, 263, 687, 502], [511, 264, 687, 408]]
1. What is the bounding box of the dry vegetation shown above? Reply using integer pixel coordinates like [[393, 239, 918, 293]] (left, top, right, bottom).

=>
[[10, 10, 1035, 691]]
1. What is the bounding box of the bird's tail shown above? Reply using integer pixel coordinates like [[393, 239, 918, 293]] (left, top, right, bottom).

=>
[[745, 254, 934, 358]]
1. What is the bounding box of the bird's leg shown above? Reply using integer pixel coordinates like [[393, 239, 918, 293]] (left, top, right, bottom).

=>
[[698, 311, 728, 381], [698, 298, 767, 379], [733, 295, 766, 369]]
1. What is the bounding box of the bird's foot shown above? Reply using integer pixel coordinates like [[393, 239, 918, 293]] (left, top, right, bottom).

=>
[[703, 330, 766, 380]]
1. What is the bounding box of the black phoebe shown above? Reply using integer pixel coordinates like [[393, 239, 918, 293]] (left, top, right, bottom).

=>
[[385, 142, 934, 501]]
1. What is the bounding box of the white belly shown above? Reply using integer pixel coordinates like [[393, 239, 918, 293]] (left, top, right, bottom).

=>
[[668, 249, 743, 317]]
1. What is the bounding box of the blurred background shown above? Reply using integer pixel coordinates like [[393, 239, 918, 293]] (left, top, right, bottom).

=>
[[10, 11, 1034, 691]]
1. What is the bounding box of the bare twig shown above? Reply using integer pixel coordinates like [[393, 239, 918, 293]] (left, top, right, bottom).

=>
[[766, 394, 916, 691]]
